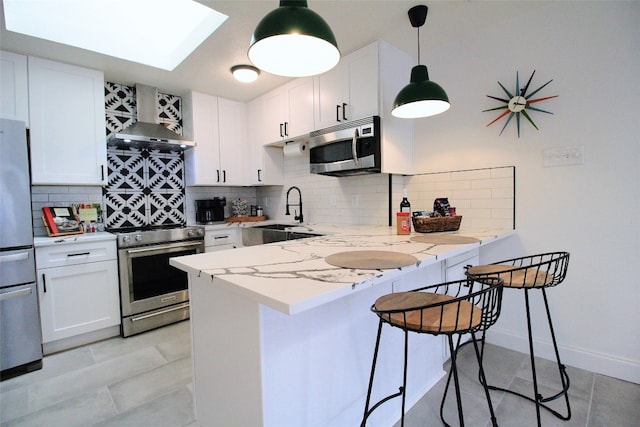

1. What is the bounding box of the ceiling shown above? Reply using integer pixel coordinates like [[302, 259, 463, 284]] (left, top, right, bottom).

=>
[[0, 1, 545, 102]]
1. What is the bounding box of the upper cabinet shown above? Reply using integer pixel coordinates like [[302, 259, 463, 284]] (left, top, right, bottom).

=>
[[314, 42, 379, 129], [252, 77, 315, 146], [247, 100, 284, 186], [184, 91, 247, 186], [317, 40, 415, 175], [28, 57, 106, 185], [0, 51, 29, 126]]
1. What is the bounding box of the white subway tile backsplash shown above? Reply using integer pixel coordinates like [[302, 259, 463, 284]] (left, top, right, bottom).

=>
[[403, 166, 515, 230]]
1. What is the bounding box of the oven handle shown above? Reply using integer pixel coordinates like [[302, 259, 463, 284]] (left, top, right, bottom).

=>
[[125, 241, 204, 256], [130, 302, 190, 322]]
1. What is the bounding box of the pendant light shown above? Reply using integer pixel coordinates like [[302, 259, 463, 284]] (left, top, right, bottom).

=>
[[392, 5, 450, 119], [248, 0, 340, 77]]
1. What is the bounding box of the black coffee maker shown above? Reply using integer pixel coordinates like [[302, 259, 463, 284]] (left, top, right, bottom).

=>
[[195, 197, 226, 224]]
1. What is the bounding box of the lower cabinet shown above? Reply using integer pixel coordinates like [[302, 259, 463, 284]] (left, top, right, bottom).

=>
[[35, 236, 120, 352], [205, 227, 238, 252], [444, 249, 480, 281]]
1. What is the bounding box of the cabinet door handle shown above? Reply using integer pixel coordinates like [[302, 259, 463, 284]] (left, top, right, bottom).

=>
[[223, 170, 227, 183], [101, 165, 105, 181], [336, 104, 341, 122], [67, 252, 90, 257], [279, 123, 284, 137], [342, 103, 348, 121], [42, 273, 47, 293], [284, 122, 288, 137], [257, 169, 262, 182], [217, 170, 220, 183]]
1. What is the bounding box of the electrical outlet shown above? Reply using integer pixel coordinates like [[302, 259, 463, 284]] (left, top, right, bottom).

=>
[[351, 194, 361, 207], [330, 195, 338, 207], [543, 145, 585, 167]]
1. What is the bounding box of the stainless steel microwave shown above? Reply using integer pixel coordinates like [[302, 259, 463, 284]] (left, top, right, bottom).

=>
[[309, 116, 381, 177]]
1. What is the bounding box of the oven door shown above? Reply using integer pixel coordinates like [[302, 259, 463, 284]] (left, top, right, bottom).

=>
[[119, 240, 203, 317]]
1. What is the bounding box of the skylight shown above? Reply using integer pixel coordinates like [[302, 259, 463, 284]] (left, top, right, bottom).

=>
[[2, 0, 228, 71]]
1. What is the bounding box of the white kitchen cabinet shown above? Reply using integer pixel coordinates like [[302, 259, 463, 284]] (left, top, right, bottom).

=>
[[28, 56, 106, 185], [247, 97, 284, 186], [314, 42, 379, 129], [184, 91, 247, 186], [444, 248, 480, 281], [35, 237, 120, 351], [217, 97, 248, 185], [0, 50, 29, 125], [251, 77, 315, 146], [204, 227, 238, 252], [314, 40, 415, 174]]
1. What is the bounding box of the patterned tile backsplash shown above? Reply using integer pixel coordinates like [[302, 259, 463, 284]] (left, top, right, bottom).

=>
[[103, 82, 186, 229], [104, 147, 185, 229]]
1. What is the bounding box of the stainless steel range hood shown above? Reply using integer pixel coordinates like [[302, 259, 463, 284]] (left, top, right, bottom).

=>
[[108, 84, 195, 150]]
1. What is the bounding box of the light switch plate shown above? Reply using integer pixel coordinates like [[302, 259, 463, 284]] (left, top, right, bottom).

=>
[[543, 145, 585, 167]]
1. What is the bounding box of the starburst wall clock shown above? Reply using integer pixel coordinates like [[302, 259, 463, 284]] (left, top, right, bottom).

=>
[[484, 70, 558, 137]]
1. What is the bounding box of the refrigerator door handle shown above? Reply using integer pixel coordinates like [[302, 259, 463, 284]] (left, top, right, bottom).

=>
[[0, 252, 30, 263], [0, 287, 33, 301]]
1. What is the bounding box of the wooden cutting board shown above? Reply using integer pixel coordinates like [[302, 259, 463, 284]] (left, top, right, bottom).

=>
[[410, 235, 479, 245], [325, 250, 418, 270], [226, 215, 267, 223]]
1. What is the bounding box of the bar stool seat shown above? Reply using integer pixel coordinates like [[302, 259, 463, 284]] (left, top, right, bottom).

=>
[[375, 292, 482, 333], [361, 277, 504, 427], [466, 251, 570, 427], [466, 264, 555, 288]]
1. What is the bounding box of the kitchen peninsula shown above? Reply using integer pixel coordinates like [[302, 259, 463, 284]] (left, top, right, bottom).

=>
[[170, 224, 514, 427]]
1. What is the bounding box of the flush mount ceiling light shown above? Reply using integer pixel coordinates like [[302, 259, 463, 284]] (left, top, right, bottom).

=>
[[231, 65, 260, 83], [392, 5, 450, 119], [2, 0, 228, 71], [248, 0, 340, 77]]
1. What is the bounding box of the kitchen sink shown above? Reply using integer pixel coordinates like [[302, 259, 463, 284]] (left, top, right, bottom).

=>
[[242, 225, 322, 246], [253, 224, 291, 231]]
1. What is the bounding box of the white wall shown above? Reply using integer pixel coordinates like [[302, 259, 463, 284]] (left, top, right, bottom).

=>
[[410, 2, 639, 382]]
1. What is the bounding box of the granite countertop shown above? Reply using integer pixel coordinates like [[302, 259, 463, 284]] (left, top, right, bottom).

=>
[[170, 223, 515, 315]]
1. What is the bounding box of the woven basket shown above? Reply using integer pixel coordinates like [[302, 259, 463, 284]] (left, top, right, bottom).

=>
[[412, 215, 462, 233]]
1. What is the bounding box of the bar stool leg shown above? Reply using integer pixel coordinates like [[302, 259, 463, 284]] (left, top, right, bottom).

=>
[[362, 319, 383, 426], [476, 288, 571, 426], [539, 289, 572, 417], [471, 332, 499, 427], [361, 320, 405, 427], [440, 335, 466, 427], [400, 329, 409, 427], [524, 289, 543, 427]]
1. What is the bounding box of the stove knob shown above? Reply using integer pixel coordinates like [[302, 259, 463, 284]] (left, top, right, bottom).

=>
[[187, 229, 195, 237], [122, 236, 131, 243], [197, 228, 204, 236], [135, 234, 142, 242]]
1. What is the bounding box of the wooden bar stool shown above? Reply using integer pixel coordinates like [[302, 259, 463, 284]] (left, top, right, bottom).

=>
[[361, 277, 504, 427], [466, 252, 570, 427]]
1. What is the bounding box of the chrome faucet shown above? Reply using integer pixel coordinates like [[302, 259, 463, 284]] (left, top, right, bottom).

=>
[[285, 186, 303, 223]]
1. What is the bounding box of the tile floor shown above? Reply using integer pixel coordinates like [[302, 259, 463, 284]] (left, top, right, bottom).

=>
[[1, 320, 638, 427]]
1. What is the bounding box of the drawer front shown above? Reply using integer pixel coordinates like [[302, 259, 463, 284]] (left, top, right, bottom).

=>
[[36, 241, 117, 268], [205, 229, 237, 248]]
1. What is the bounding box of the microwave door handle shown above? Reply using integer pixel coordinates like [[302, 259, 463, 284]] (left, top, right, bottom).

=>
[[352, 128, 360, 165]]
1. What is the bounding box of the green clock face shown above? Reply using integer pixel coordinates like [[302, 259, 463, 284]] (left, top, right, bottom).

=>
[[484, 70, 558, 137]]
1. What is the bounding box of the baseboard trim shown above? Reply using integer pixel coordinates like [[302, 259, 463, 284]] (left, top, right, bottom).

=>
[[43, 325, 121, 355], [486, 327, 640, 384]]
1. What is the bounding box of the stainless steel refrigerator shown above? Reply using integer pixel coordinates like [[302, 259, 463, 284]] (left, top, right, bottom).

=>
[[0, 118, 43, 378]]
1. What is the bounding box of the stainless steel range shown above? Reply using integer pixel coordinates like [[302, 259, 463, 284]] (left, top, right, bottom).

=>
[[114, 226, 204, 337]]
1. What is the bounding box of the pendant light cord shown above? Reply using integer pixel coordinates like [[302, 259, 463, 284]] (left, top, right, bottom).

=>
[[417, 26, 421, 65]]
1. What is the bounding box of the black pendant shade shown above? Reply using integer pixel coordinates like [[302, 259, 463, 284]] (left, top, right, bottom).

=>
[[392, 5, 450, 118], [248, 0, 340, 77]]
